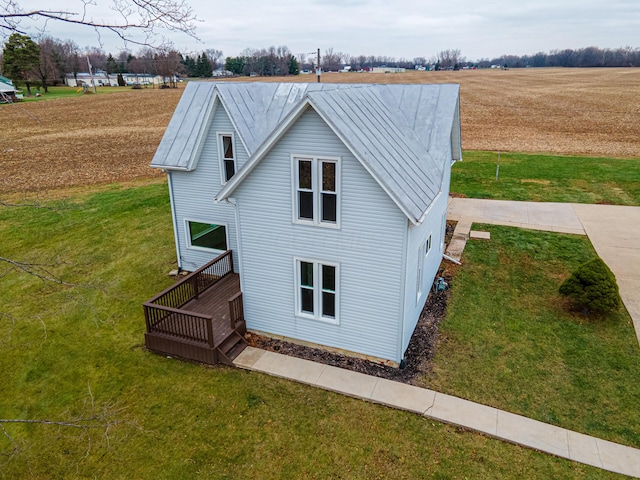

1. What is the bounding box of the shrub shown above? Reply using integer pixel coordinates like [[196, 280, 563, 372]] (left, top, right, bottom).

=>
[[559, 258, 621, 314]]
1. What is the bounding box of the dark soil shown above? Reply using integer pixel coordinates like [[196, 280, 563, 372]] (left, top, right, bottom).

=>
[[247, 270, 453, 386]]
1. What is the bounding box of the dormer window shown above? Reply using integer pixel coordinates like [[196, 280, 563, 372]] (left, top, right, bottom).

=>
[[218, 133, 236, 183], [293, 155, 340, 227]]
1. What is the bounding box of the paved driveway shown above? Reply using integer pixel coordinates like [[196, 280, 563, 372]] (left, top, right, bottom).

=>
[[448, 198, 640, 344], [571, 204, 640, 343]]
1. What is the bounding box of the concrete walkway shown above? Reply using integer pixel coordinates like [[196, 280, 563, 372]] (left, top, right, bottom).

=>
[[448, 198, 640, 344], [235, 347, 640, 478], [232, 198, 640, 477]]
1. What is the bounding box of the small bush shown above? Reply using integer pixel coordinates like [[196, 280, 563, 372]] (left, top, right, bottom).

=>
[[559, 258, 621, 314]]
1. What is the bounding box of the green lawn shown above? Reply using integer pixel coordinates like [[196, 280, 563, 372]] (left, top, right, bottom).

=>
[[451, 151, 640, 205], [0, 182, 619, 478], [426, 225, 640, 448], [18, 85, 131, 101]]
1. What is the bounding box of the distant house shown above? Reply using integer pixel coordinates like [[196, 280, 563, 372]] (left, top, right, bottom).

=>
[[146, 82, 461, 367], [0, 76, 18, 102], [64, 72, 170, 87], [372, 67, 406, 73]]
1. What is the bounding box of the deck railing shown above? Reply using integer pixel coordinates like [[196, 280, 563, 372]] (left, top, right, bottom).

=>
[[228, 292, 244, 330], [143, 250, 234, 346]]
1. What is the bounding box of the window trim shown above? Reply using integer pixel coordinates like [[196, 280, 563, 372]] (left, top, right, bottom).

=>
[[184, 219, 229, 254], [294, 257, 340, 325], [218, 132, 237, 185], [291, 154, 341, 229]]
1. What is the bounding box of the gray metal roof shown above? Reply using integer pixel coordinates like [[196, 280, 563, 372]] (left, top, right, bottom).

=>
[[152, 82, 461, 223]]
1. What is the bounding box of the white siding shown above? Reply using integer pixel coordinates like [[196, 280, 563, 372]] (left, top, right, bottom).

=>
[[234, 107, 407, 362], [401, 150, 453, 355], [170, 99, 247, 271]]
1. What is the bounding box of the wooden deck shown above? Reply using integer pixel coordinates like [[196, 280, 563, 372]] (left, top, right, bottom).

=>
[[144, 251, 247, 365]]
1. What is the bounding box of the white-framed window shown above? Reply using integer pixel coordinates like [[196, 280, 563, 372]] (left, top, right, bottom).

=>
[[292, 155, 340, 227], [425, 234, 432, 255], [185, 220, 228, 253], [218, 133, 236, 183], [295, 258, 339, 324]]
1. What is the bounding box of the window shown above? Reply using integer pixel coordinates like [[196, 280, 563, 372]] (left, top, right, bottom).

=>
[[186, 221, 227, 252], [295, 259, 339, 323], [218, 134, 236, 183], [293, 156, 340, 227], [425, 234, 432, 255]]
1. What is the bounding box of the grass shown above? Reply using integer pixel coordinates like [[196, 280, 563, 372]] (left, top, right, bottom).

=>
[[426, 225, 640, 448], [18, 85, 136, 102], [0, 182, 620, 478], [451, 151, 640, 205]]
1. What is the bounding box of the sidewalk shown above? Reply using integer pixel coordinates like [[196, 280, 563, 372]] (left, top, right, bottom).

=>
[[448, 198, 640, 344], [235, 347, 640, 478]]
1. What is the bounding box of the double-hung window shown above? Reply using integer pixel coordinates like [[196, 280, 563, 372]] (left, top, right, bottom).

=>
[[218, 133, 236, 183], [293, 156, 340, 227], [296, 259, 339, 324]]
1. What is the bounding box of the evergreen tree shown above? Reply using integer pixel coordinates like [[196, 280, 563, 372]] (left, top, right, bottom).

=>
[[106, 53, 118, 75], [182, 55, 197, 77], [288, 55, 299, 75], [2, 33, 40, 96], [560, 257, 621, 314], [197, 53, 212, 77], [224, 56, 245, 75]]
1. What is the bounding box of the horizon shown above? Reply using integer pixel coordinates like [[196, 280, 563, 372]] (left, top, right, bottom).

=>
[[6, 0, 639, 62]]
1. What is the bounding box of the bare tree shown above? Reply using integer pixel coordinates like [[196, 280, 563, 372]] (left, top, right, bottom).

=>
[[85, 47, 107, 72], [0, 0, 199, 48], [205, 48, 223, 71], [437, 49, 462, 69], [155, 48, 181, 86], [322, 48, 342, 72], [33, 37, 60, 92]]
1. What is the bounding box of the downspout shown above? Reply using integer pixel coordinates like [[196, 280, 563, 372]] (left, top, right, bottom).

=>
[[166, 171, 182, 270], [224, 197, 244, 292]]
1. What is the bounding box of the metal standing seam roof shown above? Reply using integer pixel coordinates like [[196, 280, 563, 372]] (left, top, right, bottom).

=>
[[151, 82, 461, 223]]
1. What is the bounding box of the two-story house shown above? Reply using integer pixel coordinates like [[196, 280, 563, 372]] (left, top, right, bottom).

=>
[[145, 82, 461, 367]]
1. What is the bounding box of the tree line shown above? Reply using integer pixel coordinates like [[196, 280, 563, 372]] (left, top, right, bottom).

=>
[[2, 33, 639, 97], [224, 46, 299, 76], [478, 46, 640, 69], [0, 33, 226, 95]]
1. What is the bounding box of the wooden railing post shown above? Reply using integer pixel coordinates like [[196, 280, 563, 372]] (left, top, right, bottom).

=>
[[143, 305, 151, 332], [206, 318, 215, 348], [228, 292, 244, 330], [192, 274, 199, 300]]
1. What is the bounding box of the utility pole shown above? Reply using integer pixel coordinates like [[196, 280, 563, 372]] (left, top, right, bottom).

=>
[[316, 48, 321, 83], [86, 56, 97, 94]]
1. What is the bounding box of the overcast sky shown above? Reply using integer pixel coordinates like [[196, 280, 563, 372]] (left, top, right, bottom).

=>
[[14, 0, 640, 61]]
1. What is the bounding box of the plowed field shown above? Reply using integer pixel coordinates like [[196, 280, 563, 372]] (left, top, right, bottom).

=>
[[1, 68, 638, 193]]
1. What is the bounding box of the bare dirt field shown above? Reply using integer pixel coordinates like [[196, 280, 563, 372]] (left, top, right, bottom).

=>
[[1, 68, 638, 193]]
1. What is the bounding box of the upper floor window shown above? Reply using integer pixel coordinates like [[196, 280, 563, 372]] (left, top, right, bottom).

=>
[[218, 133, 236, 183], [293, 156, 340, 227]]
